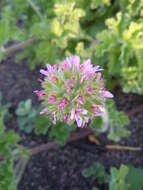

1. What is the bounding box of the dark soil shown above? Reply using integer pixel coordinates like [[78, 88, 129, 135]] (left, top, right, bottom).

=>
[[1, 58, 143, 190]]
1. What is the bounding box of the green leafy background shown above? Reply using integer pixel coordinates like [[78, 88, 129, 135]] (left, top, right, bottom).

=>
[[0, 0, 143, 94]]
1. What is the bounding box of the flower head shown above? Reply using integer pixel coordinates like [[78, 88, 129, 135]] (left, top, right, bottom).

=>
[[34, 55, 113, 127]]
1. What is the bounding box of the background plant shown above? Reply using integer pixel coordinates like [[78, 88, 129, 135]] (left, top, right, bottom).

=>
[[16, 99, 37, 133], [0, 0, 143, 94], [91, 99, 130, 142], [82, 163, 143, 190], [16, 98, 129, 145], [15, 99, 75, 145], [0, 93, 29, 190]]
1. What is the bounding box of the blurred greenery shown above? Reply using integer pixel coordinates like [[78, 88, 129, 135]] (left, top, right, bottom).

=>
[[83, 163, 143, 190], [91, 99, 130, 142], [0, 0, 143, 94], [0, 92, 29, 190], [0, 1, 143, 188]]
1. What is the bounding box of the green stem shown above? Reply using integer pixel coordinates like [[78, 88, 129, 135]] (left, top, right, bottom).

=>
[[1, 38, 35, 54], [27, 0, 43, 19], [15, 157, 29, 185]]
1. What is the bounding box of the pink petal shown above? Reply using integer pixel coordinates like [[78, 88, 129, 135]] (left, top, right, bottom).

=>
[[40, 69, 49, 76], [53, 114, 56, 125], [103, 91, 114, 98], [73, 55, 80, 68], [46, 64, 53, 73], [70, 109, 75, 120], [97, 72, 102, 80], [33, 90, 45, 97], [92, 105, 104, 116], [94, 65, 103, 72], [53, 64, 58, 70], [40, 108, 48, 115], [82, 59, 92, 68], [80, 109, 88, 115], [49, 95, 55, 104], [75, 114, 82, 127]]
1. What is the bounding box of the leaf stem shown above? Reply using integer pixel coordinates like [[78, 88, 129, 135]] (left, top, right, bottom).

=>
[[27, 0, 43, 19], [15, 157, 29, 185], [30, 128, 142, 156], [1, 38, 35, 54], [30, 128, 93, 156], [105, 145, 141, 151]]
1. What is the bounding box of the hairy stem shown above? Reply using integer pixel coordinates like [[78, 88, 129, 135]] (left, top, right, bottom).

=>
[[2, 39, 35, 54], [27, 0, 43, 19], [15, 157, 29, 184], [106, 145, 141, 151], [30, 128, 93, 156]]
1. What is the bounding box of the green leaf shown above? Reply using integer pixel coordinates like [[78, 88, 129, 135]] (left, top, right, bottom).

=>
[[34, 115, 51, 135], [106, 100, 130, 142], [31, 19, 51, 40], [17, 117, 28, 128], [5, 130, 20, 144], [50, 122, 75, 146], [109, 165, 129, 190], [28, 109, 37, 119], [82, 162, 108, 184], [51, 18, 63, 37], [90, 99, 130, 142], [109, 164, 143, 190], [16, 99, 36, 133], [24, 99, 32, 113], [16, 102, 27, 116], [126, 166, 143, 190]]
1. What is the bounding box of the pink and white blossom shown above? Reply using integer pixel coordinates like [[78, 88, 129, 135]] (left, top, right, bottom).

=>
[[34, 55, 113, 127]]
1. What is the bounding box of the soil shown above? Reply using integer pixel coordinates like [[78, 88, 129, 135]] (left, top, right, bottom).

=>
[[1, 57, 143, 190]]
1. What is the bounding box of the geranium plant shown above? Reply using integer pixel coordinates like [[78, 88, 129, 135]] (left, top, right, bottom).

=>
[[34, 55, 113, 128]]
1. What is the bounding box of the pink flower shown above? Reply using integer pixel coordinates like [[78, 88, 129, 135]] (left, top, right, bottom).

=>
[[64, 82, 71, 93], [34, 90, 45, 97], [40, 108, 48, 115], [59, 99, 68, 111], [35, 55, 114, 128], [53, 112, 56, 124], [77, 96, 84, 104], [67, 56, 80, 69], [94, 65, 103, 72], [40, 64, 57, 77], [50, 75, 56, 82], [92, 105, 104, 116], [86, 85, 93, 94], [53, 64, 58, 71], [49, 95, 55, 104], [79, 108, 88, 115], [69, 79, 75, 86], [64, 115, 68, 121], [61, 61, 70, 71], [102, 90, 114, 98], [70, 108, 88, 127], [46, 64, 54, 74], [40, 69, 49, 76], [75, 114, 82, 127], [97, 72, 102, 81], [80, 60, 102, 82]]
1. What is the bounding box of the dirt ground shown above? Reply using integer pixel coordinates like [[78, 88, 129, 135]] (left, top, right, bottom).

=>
[[1, 58, 143, 190]]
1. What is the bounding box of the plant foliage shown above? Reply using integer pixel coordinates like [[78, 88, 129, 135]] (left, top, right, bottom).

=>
[[0, 93, 29, 190], [16, 99, 37, 133], [16, 99, 75, 145], [90, 99, 130, 142], [83, 163, 143, 190], [0, 0, 143, 94]]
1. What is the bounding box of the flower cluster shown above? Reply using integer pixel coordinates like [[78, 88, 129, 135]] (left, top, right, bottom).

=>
[[34, 56, 113, 127]]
